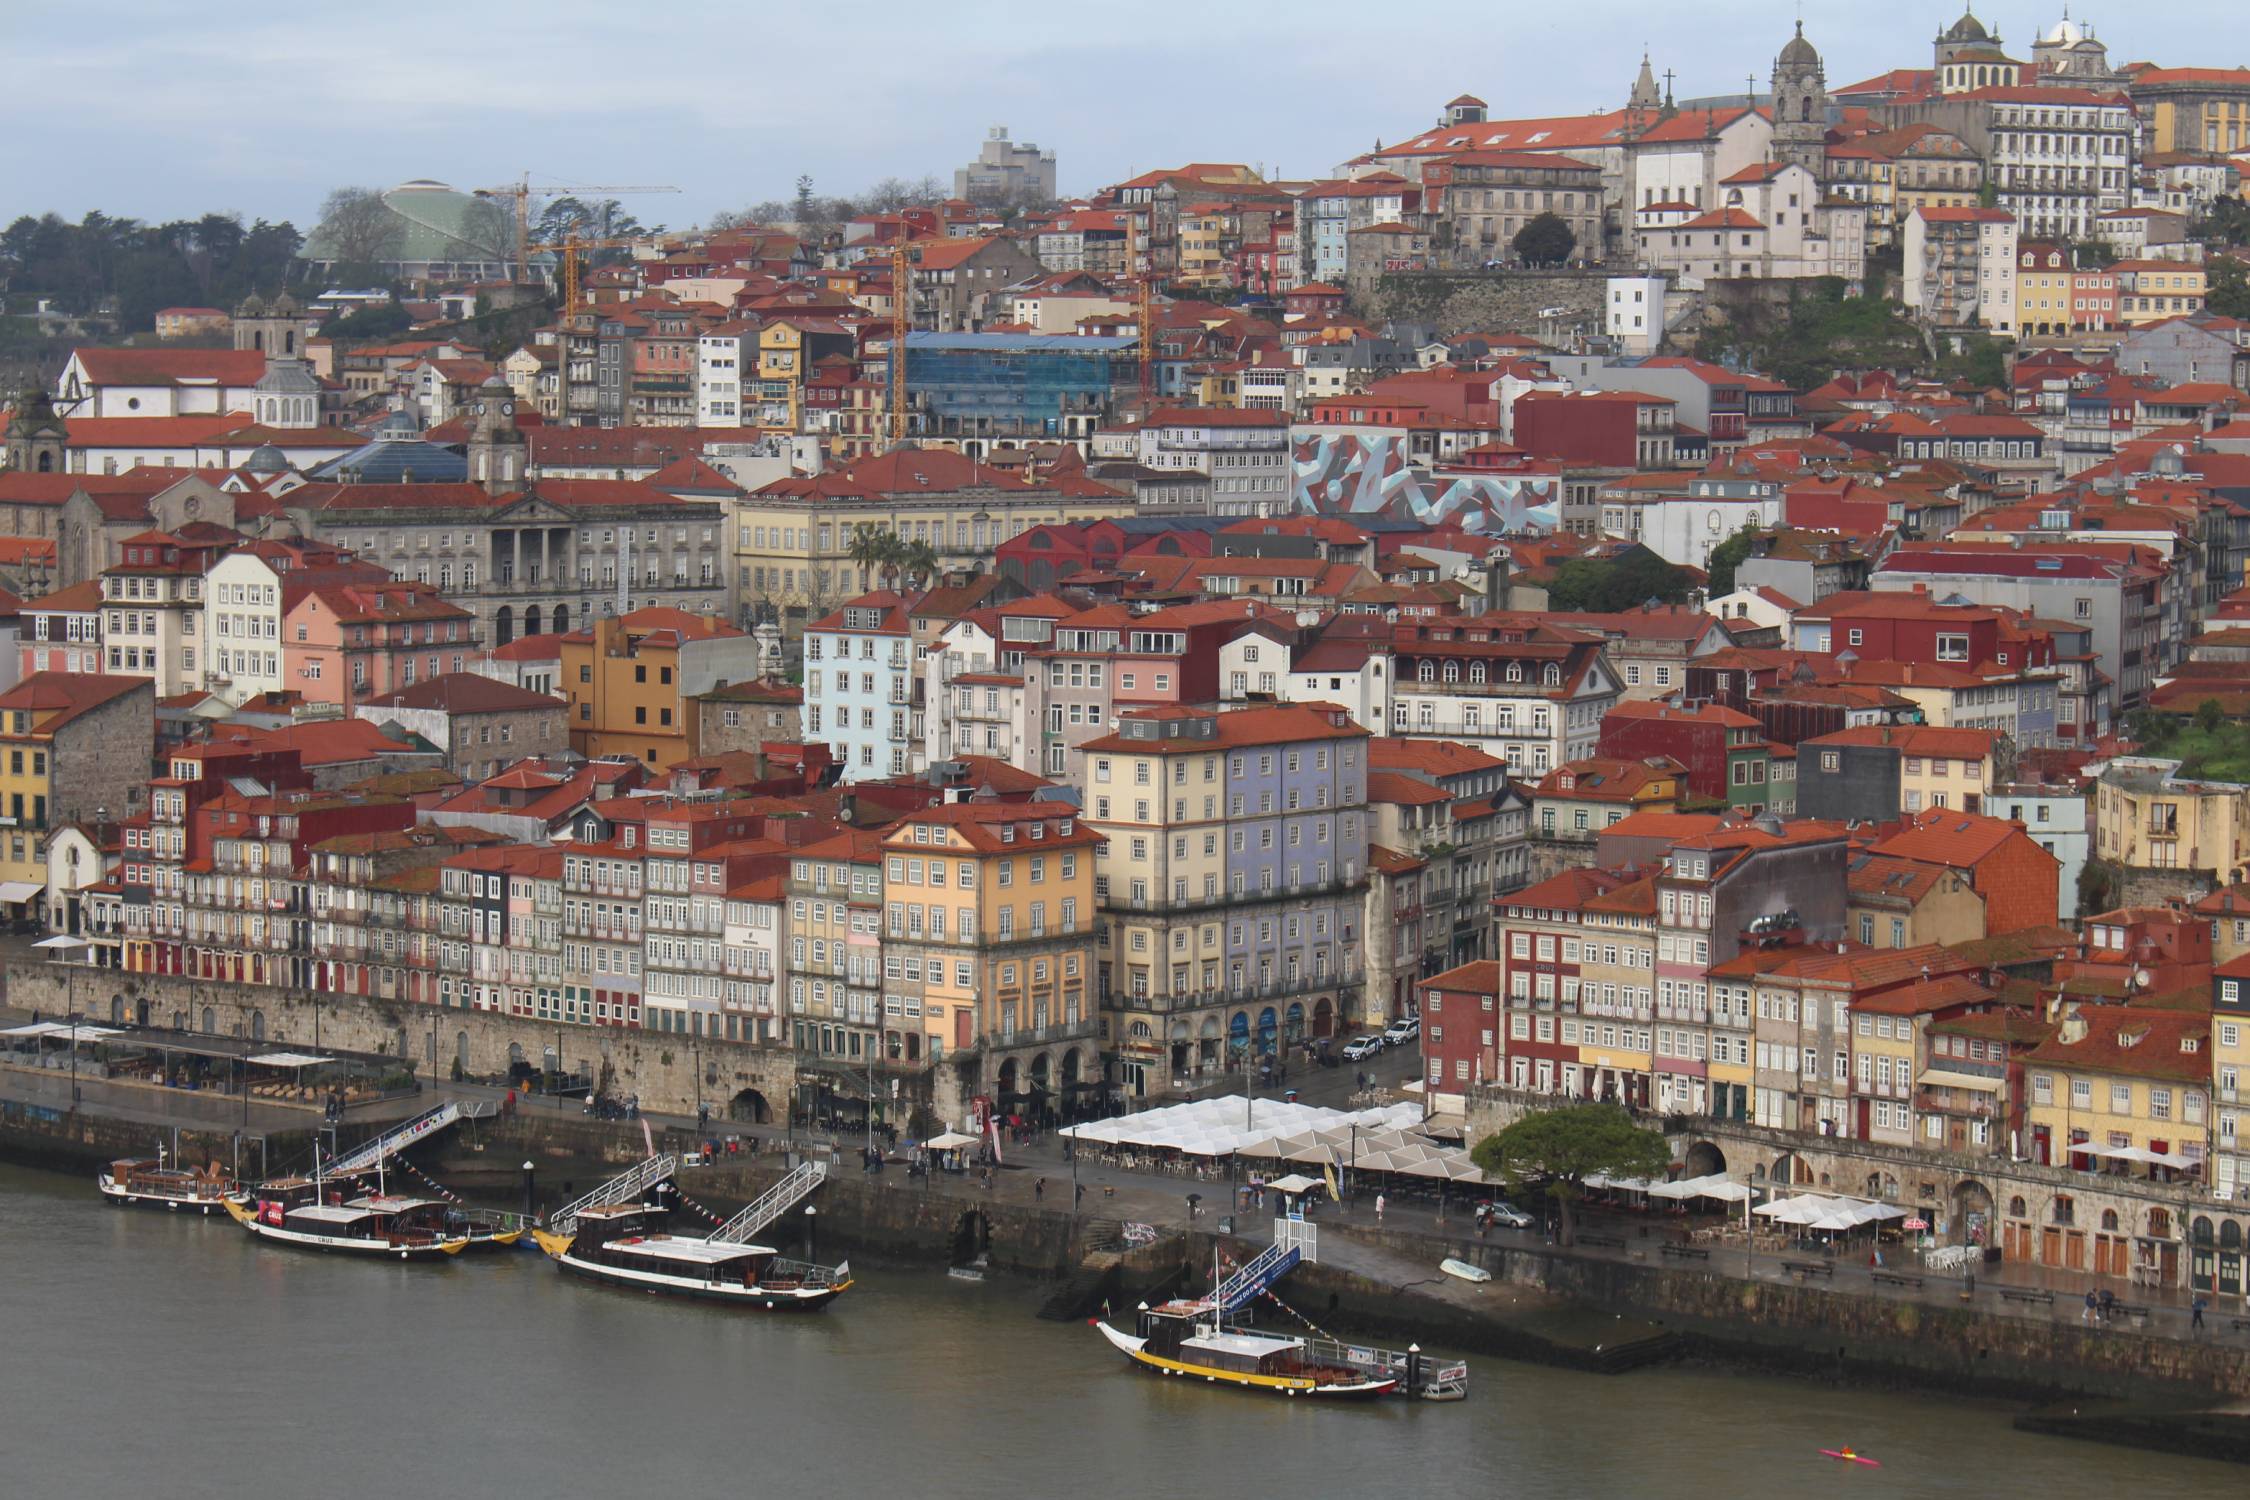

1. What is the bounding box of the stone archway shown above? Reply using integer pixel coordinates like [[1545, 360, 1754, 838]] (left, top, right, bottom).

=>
[[249, 1010, 266, 1042], [1952, 1179, 1994, 1246], [494, 605, 515, 648], [1768, 1151, 1805, 1187], [525, 605, 542, 638], [1682, 1140, 1727, 1178], [729, 1087, 770, 1125], [553, 605, 570, 635], [1313, 997, 1334, 1038], [996, 1056, 1019, 1099]]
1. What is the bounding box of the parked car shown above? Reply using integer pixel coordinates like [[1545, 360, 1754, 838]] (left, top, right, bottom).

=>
[[1382, 1016, 1420, 1048], [1342, 1035, 1384, 1061], [1479, 1200, 1535, 1229]]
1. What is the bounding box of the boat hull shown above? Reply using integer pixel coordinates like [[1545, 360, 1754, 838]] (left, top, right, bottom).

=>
[[222, 1199, 468, 1260], [98, 1177, 238, 1216], [1094, 1321, 1398, 1399], [548, 1247, 849, 1310]]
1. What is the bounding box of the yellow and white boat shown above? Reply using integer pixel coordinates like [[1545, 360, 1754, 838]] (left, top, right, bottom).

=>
[[1094, 1307, 1398, 1399]]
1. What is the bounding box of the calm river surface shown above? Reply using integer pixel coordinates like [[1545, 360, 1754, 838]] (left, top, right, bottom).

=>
[[1, 1163, 2234, 1498]]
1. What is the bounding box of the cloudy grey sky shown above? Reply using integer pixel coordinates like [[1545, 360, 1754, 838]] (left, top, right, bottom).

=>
[[2, 1, 2219, 229]]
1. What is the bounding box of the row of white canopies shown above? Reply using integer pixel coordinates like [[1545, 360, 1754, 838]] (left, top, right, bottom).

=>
[[1584, 1174, 1910, 1231], [1061, 1096, 1484, 1180], [1584, 1171, 1752, 1203]]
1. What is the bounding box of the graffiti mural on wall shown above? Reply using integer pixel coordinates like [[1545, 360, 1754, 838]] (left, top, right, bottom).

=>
[[1290, 433, 1560, 534]]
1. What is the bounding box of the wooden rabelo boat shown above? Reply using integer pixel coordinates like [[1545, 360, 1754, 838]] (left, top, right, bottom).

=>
[[531, 1202, 850, 1310], [1094, 1302, 1400, 1400], [97, 1158, 240, 1216], [223, 1178, 470, 1260]]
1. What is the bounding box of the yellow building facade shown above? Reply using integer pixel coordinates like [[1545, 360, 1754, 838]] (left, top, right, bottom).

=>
[[880, 801, 1103, 1101], [736, 449, 1133, 627]]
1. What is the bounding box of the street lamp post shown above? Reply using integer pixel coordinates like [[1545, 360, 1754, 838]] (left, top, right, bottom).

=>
[[804, 1203, 817, 1263]]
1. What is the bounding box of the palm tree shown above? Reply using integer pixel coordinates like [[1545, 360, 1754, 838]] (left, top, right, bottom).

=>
[[899, 539, 940, 591], [845, 523, 896, 594]]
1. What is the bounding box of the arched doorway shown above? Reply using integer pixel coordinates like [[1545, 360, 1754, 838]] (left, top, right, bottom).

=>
[[1199, 1015, 1221, 1071], [494, 605, 515, 647], [1284, 1002, 1305, 1046], [728, 1087, 770, 1124], [525, 605, 542, 637], [1256, 1006, 1277, 1056], [1029, 1051, 1051, 1092], [249, 1010, 266, 1042], [135, 997, 150, 1027], [1313, 998, 1334, 1039], [109, 995, 124, 1024], [952, 1210, 991, 1268], [1682, 1140, 1726, 1178], [1060, 1048, 1081, 1088], [1168, 1020, 1190, 1080], [1227, 1011, 1249, 1063], [996, 1056, 1019, 1102], [201, 1006, 215, 1033], [552, 605, 570, 635], [1768, 1151, 1804, 1187], [455, 1031, 471, 1071], [1952, 1179, 1994, 1247]]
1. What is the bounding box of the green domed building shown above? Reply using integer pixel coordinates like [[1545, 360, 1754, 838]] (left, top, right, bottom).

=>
[[298, 179, 514, 283]]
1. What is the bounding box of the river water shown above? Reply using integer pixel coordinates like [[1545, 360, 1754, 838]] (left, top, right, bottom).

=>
[[3, 1164, 2234, 1498]]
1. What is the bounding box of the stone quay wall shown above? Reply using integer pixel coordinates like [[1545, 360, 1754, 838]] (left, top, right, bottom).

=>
[[7, 965, 796, 1121]]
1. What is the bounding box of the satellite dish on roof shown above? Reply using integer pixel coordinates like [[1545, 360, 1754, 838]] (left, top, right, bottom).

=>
[[2132, 967, 2153, 991]]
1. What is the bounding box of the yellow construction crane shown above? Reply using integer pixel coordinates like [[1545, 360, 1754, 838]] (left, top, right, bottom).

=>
[[888, 237, 912, 449], [559, 235, 648, 319], [474, 175, 680, 282], [1127, 213, 1155, 409]]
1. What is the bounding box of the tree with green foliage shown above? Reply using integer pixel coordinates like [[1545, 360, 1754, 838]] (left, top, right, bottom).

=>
[[2070, 238, 2118, 270], [1545, 549, 1693, 612], [1704, 523, 1762, 599], [1936, 332, 2010, 391], [322, 302, 411, 341], [2208, 257, 2250, 321], [2076, 858, 2122, 921], [0, 208, 303, 333], [1703, 277, 1929, 393], [2199, 698, 2229, 735], [2193, 198, 2250, 248], [1512, 212, 1575, 268], [1470, 1104, 1672, 1246]]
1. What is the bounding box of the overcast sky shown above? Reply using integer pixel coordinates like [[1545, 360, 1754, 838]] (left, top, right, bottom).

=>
[[3, 1, 2223, 230]]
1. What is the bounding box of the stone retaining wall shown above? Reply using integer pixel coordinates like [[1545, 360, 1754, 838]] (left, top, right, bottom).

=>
[[6, 965, 796, 1121]]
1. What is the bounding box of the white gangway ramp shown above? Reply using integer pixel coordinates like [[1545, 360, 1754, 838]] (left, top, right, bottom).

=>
[[1196, 1239, 1302, 1316], [547, 1153, 678, 1235], [325, 1102, 462, 1177], [707, 1160, 828, 1246]]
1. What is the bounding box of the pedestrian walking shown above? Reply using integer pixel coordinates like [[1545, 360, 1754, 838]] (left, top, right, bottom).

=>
[[1074, 1182, 1085, 1207], [2084, 1289, 2099, 1324], [1035, 1177, 1045, 1203], [2193, 1294, 2208, 1332], [1375, 1193, 1386, 1223]]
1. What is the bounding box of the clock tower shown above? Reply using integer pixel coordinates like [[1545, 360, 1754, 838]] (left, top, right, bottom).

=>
[[465, 373, 526, 495]]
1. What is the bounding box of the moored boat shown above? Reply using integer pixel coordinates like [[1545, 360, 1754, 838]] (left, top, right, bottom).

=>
[[223, 1180, 469, 1260], [533, 1202, 850, 1310], [97, 1158, 240, 1216], [1093, 1307, 1398, 1399]]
